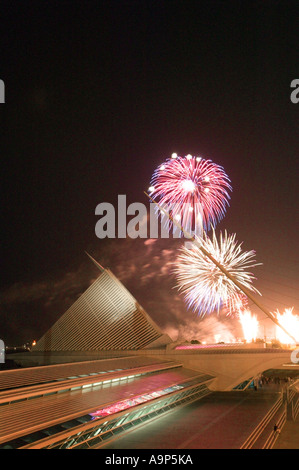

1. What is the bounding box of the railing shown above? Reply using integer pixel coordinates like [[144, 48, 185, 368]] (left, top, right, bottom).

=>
[[288, 388, 296, 402], [240, 394, 283, 449], [263, 388, 299, 449], [291, 394, 299, 421], [262, 406, 287, 449], [241, 386, 299, 449]]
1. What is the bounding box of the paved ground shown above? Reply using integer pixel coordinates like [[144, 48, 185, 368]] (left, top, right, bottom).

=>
[[102, 390, 280, 449]]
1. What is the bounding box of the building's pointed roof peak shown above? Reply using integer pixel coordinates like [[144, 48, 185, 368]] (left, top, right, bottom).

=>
[[85, 251, 105, 273]]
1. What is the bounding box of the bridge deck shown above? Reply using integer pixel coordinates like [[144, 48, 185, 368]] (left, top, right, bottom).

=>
[[102, 390, 281, 449]]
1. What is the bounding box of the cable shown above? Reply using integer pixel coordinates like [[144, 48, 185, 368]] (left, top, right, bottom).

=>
[[257, 285, 299, 301], [257, 276, 299, 292]]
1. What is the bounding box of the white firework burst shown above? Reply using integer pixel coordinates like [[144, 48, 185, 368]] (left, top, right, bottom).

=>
[[175, 228, 262, 316]]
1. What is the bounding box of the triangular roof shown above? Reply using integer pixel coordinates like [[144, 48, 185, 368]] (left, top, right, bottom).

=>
[[35, 256, 171, 351]]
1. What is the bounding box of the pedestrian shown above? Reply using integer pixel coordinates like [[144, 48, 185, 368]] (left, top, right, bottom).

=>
[[273, 424, 280, 434]]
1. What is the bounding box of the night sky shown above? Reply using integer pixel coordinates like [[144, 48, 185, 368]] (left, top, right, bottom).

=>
[[1, 0, 298, 346]]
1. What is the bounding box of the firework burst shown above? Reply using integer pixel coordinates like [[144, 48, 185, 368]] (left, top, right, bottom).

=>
[[239, 309, 259, 342], [174, 228, 261, 316], [274, 307, 299, 344], [149, 153, 232, 234]]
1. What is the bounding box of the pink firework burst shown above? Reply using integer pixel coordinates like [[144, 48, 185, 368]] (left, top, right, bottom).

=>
[[149, 153, 232, 234], [223, 292, 249, 316]]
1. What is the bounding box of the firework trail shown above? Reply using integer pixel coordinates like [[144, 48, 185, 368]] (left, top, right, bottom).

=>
[[149, 153, 232, 234], [174, 228, 261, 316]]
